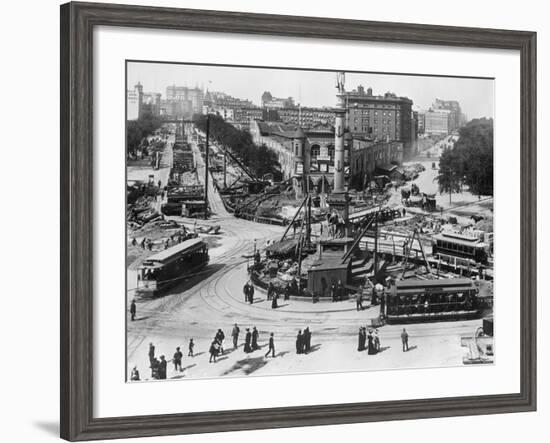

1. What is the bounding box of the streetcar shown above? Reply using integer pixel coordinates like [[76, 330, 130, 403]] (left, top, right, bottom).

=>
[[136, 238, 209, 298], [431, 231, 489, 265], [385, 278, 480, 323]]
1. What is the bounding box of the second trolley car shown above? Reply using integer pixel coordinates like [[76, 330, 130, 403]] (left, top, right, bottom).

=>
[[385, 277, 480, 323], [432, 231, 489, 265]]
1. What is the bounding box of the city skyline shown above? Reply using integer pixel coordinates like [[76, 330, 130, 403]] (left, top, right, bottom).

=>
[[127, 61, 494, 119]]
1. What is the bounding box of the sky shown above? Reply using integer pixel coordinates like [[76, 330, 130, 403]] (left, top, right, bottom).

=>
[[127, 61, 494, 119]]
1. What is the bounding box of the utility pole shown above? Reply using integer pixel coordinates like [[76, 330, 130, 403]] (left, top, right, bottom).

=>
[[373, 211, 379, 281], [204, 114, 210, 219], [223, 149, 227, 188], [306, 194, 312, 248]]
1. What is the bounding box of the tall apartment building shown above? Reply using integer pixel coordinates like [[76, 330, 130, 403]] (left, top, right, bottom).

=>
[[261, 91, 296, 109], [423, 109, 451, 135], [276, 107, 335, 127], [343, 85, 416, 159], [162, 85, 204, 118], [126, 82, 161, 119], [432, 98, 462, 132]]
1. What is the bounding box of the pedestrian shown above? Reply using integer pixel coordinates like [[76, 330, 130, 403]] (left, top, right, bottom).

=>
[[173, 347, 183, 372], [232, 323, 240, 349], [380, 292, 386, 318], [374, 329, 381, 352], [367, 330, 376, 355], [209, 340, 219, 363], [267, 282, 274, 301], [158, 179, 162, 189], [356, 290, 363, 311], [357, 327, 366, 352], [130, 299, 137, 321], [401, 328, 409, 352], [215, 329, 225, 354], [248, 282, 255, 304], [243, 282, 249, 303], [158, 355, 167, 379], [141, 238, 146, 250], [188, 338, 194, 357], [252, 326, 259, 350], [130, 365, 140, 381], [150, 357, 160, 379], [265, 333, 275, 358], [244, 328, 252, 353], [330, 283, 337, 302], [131, 237, 137, 247], [148, 342, 155, 364], [271, 292, 278, 309], [284, 283, 290, 301], [296, 330, 303, 354], [303, 327, 311, 354]]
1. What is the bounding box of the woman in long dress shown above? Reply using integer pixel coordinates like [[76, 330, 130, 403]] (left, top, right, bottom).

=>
[[271, 292, 278, 309], [296, 330, 303, 354], [357, 327, 366, 352], [367, 330, 376, 355], [244, 329, 252, 353]]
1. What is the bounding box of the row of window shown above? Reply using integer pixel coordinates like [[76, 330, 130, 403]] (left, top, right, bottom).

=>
[[436, 240, 478, 255]]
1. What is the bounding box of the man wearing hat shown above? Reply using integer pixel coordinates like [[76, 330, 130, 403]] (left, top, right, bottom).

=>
[[173, 346, 183, 372]]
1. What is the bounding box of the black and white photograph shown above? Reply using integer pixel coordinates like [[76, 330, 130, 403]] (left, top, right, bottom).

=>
[[126, 62, 495, 382]]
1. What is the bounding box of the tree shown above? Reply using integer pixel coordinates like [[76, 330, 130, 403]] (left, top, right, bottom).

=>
[[454, 118, 493, 196], [194, 114, 282, 180], [126, 104, 162, 157], [434, 118, 493, 202], [434, 147, 463, 204]]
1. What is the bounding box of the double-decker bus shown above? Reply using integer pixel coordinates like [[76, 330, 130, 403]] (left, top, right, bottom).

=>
[[136, 238, 209, 298], [432, 231, 489, 265], [385, 278, 480, 323]]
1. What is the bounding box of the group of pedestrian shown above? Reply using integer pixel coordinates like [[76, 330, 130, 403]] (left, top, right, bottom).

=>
[[357, 327, 381, 355], [163, 231, 187, 250], [148, 343, 168, 380], [243, 326, 260, 353], [144, 340, 195, 380], [209, 329, 225, 363], [230, 323, 276, 358], [138, 237, 154, 251], [243, 281, 255, 304], [295, 327, 312, 354]]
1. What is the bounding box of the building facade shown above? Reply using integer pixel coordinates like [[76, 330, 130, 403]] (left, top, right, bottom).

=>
[[276, 107, 335, 128], [424, 109, 451, 135], [126, 82, 161, 119], [350, 139, 404, 188], [250, 120, 350, 197], [261, 91, 296, 109], [343, 85, 416, 159], [163, 85, 204, 118], [433, 98, 462, 133]]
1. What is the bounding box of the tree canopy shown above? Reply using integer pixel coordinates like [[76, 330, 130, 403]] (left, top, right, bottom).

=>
[[126, 105, 162, 156], [436, 118, 493, 199], [195, 114, 282, 181]]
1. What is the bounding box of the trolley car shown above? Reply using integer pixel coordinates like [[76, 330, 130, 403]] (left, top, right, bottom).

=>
[[432, 231, 489, 265], [136, 238, 209, 298], [385, 278, 479, 323]]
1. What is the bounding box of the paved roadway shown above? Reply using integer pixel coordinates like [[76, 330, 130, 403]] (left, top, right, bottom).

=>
[[126, 131, 483, 381]]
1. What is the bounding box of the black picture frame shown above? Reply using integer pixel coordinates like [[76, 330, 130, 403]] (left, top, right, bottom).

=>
[[60, 2, 537, 441]]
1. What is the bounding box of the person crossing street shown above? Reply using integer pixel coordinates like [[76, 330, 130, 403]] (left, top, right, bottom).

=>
[[265, 333, 275, 358]]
